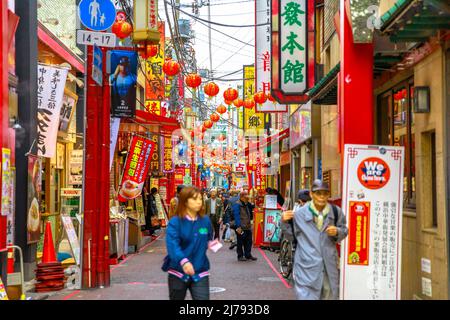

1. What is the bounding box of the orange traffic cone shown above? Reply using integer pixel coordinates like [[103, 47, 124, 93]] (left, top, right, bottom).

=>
[[42, 222, 57, 264], [7, 248, 14, 274], [254, 221, 263, 248]]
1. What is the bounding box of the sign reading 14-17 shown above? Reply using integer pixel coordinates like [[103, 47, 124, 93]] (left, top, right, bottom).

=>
[[78, 0, 116, 31], [280, 0, 307, 94]]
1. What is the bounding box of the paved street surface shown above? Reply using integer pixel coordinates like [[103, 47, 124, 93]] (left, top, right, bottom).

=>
[[46, 229, 296, 300]]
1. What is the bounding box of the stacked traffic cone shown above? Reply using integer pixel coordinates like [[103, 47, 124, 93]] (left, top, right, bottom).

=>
[[34, 222, 65, 293]]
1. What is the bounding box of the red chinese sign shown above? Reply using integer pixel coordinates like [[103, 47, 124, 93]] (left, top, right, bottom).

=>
[[348, 201, 370, 266], [149, 0, 158, 30], [174, 168, 184, 187], [118, 135, 155, 202], [358, 157, 391, 190], [146, 22, 165, 101]]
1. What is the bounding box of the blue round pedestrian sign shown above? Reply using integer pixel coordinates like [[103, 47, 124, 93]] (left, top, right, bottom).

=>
[[78, 0, 117, 31]]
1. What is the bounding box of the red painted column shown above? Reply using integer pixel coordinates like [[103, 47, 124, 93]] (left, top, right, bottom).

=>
[[339, 0, 374, 152]]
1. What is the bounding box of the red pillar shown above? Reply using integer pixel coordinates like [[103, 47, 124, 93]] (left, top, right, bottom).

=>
[[339, 0, 374, 151]]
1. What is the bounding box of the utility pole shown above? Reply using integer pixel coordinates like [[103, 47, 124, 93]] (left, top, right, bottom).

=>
[[207, 0, 213, 81]]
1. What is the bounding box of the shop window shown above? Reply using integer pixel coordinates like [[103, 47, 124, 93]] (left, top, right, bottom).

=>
[[377, 78, 415, 209]]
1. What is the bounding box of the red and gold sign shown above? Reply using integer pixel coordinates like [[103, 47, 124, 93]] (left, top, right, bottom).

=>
[[146, 22, 165, 101], [162, 136, 174, 173], [357, 157, 391, 190], [347, 201, 370, 266], [174, 168, 185, 187], [118, 135, 156, 201]]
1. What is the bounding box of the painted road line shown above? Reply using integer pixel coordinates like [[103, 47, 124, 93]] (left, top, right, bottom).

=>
[[257, 247, 292, 289]]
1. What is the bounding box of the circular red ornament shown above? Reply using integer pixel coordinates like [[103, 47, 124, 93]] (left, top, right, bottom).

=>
[[201, 125, 207, 133], [253, 91, 267, 105], [243, 98, 255, 109], [357, 157, 391, 190], [204, 82, 220, 98], [112, 20, 132, 39], [163, 59, 181, 78], [210, 113, 220, 122], [185, 73, 202, 89], [204, 120, 214, 129], [223, 88, 238, 101], [224, 99, 233, 105], [216, 104, 227, 114], [233, 98, 244, 108]]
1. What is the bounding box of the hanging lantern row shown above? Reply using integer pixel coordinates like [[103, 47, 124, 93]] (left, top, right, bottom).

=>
[[210, 113, 220, 122], [137, 43, 159, 59], [112, 11, 133, 39], [216, 104, 227, 114], [243, 98, 255, 109], [253, 91, 267, 105], [233, 98, 244, 108]]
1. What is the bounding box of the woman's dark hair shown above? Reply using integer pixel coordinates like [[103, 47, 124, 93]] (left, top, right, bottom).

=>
[[175, 186, 205, 218], [151, 187, 158, 194]]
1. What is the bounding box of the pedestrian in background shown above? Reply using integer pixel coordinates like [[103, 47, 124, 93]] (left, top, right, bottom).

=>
[[169, 185, 185, 220], [232, 191, 257, 261], [205, 189, 224, 240], [283, 180, 348, 300], [145, 187, 159, 235], [164, 186, 217, 300]]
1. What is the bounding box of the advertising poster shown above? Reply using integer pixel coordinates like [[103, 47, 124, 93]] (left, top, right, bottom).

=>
[[118, 135, 155, 202], [243, 65, 265, 136], [146, 22, 165, 101], [37, 64, 69, 158], [110, 117, 121, 170], [27, 155, 42, 244], [174, 168, 184, 187], [69, 150, 83, 185], [290, 101, 311, 149], [264, 209, 281, 243], [340, 144, 404, 300], [58, 89, 78, 133], [1, 148, 11, 217], [162, 136, 174, 173], [255, 0, 287, 113], [6, 168, 15, 246], [109, 50, 138, 118]]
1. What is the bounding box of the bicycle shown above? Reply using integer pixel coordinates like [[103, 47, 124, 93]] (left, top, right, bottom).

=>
[[278, 220, 296, 279]]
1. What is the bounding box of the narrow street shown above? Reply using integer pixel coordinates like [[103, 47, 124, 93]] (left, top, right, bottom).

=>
[[46, 230, 295, 300]]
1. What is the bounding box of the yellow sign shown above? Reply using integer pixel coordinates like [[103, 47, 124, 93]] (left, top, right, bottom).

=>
[[0, 277, 8, 300], [146, 22, 165, 101], [145, 100, 161, 115], [243, 65, 265, 136]]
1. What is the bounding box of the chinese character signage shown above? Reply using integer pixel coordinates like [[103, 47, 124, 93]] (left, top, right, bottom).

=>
[[149, 0, 158, 30], [1, 149, 11, 217], [27, 155, 42, 244], [69, 150, 83, 185], [243, 65, 265, 136], [118, 135, 155, 202], [146, 22, 165, 101], [36, 64, 69, 158], [340, 144, 404, 300], [162, 136, 174, 173], [148, 133, 160, 174], [256, 0, 287, 113], [289, 101, 311, 149], [58, 90, 78, 134], [145, 100, 161, 115], [264, 209, 281, 243], [271, 0, 314, 104], [109, 50, 138, 118]]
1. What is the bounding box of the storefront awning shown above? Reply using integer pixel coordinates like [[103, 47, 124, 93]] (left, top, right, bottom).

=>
[[308, 63, 340, 105], [134, 110, 180, 131], [245, 128, 290, 153], [380, 0, 450, 43]]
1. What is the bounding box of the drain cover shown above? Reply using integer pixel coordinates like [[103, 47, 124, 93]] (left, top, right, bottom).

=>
[[209, 287, 226, 293], [258, 277, 280, 282]]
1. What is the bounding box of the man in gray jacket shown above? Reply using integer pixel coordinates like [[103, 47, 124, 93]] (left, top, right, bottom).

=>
[[283, 179, 348, 300]]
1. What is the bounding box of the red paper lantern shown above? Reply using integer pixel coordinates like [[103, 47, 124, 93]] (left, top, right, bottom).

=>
[[112, 12, 133, 40], [216, 104, 227, 114], [204, 82, 220, 98], [204, 120, 214, 129], [233, 98, 244, 108], [145, 45, 159, 58], [223, 88, 238, 101], [185, 73, 202, 89], [267, 93, 276, 102], [243, 98, 255, 109], [210, 113, 220, 122], [163, 59, 181, 78], [224, 100, 233, 105], [253, 91, 267, 105], [201, 125, 207, 133]]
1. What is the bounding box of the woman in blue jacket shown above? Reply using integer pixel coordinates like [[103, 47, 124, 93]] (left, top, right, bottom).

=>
[[165, 186, 215, 300]]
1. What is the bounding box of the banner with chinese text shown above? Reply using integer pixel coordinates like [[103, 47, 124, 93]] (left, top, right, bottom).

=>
[[256, 0, 287, 112], [118, 135, 155, 202], [243, 65, 265, 136], [37, 64, 69, 158], [146, 22, 165, 101], [162, 136, 174, 173], [340, 144, 404, 300], [148, 133, 160, 175]]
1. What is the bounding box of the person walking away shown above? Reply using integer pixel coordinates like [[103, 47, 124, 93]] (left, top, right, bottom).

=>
[[227, 190, 239, 249], [232, 191, 257, 261], [145, 187, 159, 235], [204, 189, 224, 240], [169, 185, 185, 220], [282, 180, 348, 300], [164, 186, 219, 300]]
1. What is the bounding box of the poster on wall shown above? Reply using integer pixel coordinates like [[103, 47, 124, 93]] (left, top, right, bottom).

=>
[[37, 64, 69, 158], [340, 144, 405, 300], [27, 155, 42, 244], [1, 149, 11, 217], [146, 22, 165, 101], [61, 214, 80, 265], [6, 168, 15, 246], [69, 150, 83, 185], [290, 101, 311, 149], [117, 135, 155, 202], [109, 50, 138, 118], [58, 89, 78, 133], [264, 209, 282, 243]]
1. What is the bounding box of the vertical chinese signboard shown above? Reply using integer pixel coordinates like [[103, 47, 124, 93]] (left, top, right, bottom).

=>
[[340, 144, 404, 300], [162, 136, 174, 173], [36, 64, 69, 158], [148, 133, 160, 175], [256, 0, 287, 113], [271, 0, 314, 104], [243, 65, 265, 136], [118, 135, 155, 202], [146, 22, 165, 114]]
